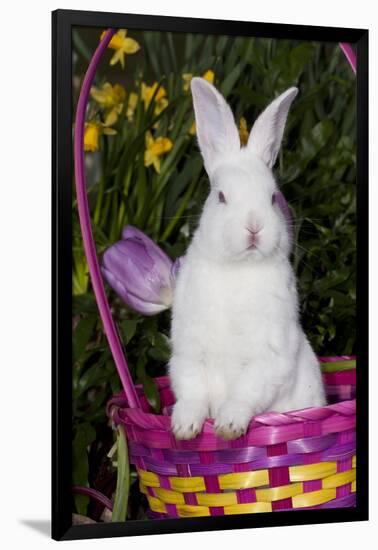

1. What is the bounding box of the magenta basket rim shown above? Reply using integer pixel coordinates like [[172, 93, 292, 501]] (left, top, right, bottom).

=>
[[106, 357, 356, 451]]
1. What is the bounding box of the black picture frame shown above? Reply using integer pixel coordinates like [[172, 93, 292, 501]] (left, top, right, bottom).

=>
[[52, 8, 369, 541]]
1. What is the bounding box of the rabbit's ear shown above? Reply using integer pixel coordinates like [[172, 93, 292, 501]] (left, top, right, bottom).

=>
[[190, 77, 240, 174], [247, 87, 298, 168]]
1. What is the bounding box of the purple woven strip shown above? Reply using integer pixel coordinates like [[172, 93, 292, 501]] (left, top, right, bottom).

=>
[[147, 510, 169, 519], [336, 457, 353, 498], [287, 433, 337, 454], [157, 476, 169, 494], [129, 441, 355, 476], [205, 476, 224, 516], [278, 493, 356, 512], [318, 493, 356, 509], [165, 504, 179, 517], [303, 480, 322, 493], [147, 486, 156, 498], [338, 429, 355, 445], [128, 433, 348, 463], [268, 444, 293, 511]]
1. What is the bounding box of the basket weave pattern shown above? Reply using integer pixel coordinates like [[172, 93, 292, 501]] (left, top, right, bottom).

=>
[[108, 357, 356, 518]]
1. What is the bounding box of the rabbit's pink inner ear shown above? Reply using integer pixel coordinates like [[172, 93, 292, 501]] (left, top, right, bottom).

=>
[[190, 77, 240, 174], [247, 87, 298, 168]]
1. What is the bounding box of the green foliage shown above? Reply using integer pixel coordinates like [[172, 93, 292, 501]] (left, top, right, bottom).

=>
[[112, 426, 130, 522], [72, 29, 356, 520]]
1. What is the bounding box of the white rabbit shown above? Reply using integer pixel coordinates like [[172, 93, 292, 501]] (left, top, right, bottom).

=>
[[169, 78, 326, 440]]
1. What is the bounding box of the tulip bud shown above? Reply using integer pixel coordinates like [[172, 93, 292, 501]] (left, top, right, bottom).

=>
[[102, 226, 174, 315]]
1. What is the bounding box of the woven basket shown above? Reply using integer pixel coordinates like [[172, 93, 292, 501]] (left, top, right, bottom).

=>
[[73, 30, 357, 520], [107, 357, 356, 518]]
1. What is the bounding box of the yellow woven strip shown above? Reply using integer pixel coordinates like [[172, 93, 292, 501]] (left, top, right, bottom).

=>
[[154, 487, 185, 505], [139, 468, 270, 493], [256, 482, 303, 502], [138, 469, 160, 488], [176, 504, 211, 517], [139, 482, 147, 495], [292, 488, 336, 508], [147, 495, 167, 514], [147, 485, 306, 506], [352, 455, 356, 468], [169, 476, 206, 493], [177, 502, 272, 517], [289, 461, 337, 482], [218, 470, 269, 490], [322, 469, 356, 489], [196, 491, 237, 507], [351, 480, 356, 492], [224, 502, 272, 515]]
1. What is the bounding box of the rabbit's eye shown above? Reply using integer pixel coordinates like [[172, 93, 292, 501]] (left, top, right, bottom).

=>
[[271, 192, 276, 205], [218, 191, 226, 204]]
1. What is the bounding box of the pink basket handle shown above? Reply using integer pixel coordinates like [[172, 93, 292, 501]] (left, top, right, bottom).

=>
[[74, 28, 140, 409], [73, 30, 356, 411], [339, 42, 357, 73]]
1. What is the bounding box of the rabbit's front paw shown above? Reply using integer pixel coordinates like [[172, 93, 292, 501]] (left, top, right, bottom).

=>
[[171, 400, 207, 440], [214, 402, 252, 440]]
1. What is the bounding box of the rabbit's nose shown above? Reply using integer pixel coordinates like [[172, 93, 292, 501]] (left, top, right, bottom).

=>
[[246, 224, 262, 236], [246, 225, 262, 249]]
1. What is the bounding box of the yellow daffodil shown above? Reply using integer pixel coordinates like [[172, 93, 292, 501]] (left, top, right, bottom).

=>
[[91, 82, 126, 108], [84, 121, 116, 153], [126, 92, 138, 122], [239, 117, 249, 146], [100, 29, 140, 68], [202, 70, 215, 84], [90, 82, 126, 126], [144, 131, 173, 173], [141, 82, 168, 117], [182, 69, 215, 92], [188, 121, 196, 136], [182, 73, 193, 92]]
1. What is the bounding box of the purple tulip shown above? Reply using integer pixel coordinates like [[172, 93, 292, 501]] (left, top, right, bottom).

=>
[[102, 226, 174, 315]]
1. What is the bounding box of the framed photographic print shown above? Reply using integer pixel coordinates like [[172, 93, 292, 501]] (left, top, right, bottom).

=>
[[52, 9, 368, 541]]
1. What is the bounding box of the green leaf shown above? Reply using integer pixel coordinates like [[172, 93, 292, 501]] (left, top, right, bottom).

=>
[[73, 356, 110, 399], [289, 43, 315, 82], [220, 61, 246, 97], [112, 426, 130, 522], [72, 422, 96, 515], [147, 332, 171, 363], [141, 376, 161, 413], [120, 319, 139, 345], [73, 316, 97, 362]]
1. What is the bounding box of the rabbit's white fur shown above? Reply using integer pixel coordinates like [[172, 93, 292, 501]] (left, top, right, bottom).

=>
[[169, 78, 326, 440]]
